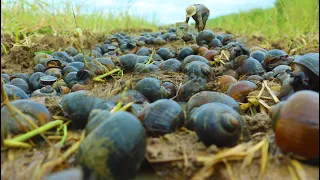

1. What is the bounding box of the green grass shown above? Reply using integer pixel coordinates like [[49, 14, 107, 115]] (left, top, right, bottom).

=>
[[1, 0, 158, 38], [206, 0, 319, 41]]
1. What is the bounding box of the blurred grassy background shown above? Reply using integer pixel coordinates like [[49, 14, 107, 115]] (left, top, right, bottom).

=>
[[1, 0, 319, 53], [205, 0, 319, 52]]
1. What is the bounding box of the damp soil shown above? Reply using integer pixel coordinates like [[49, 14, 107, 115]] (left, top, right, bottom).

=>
[[1, 30, 319, 180]]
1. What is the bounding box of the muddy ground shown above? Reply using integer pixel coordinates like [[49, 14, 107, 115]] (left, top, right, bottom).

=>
[[1, 29, 319, 180]]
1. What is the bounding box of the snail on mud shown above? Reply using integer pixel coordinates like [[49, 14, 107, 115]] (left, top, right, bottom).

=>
[[76, 111, 146, 180], [217, 75, 237, 93], [31, 85, 57, 97], [190, 102, 243, 147], [1, 99, 52, 135], [138, 99, 185, 136], [269, 90, 319, 161], [178, 46, 194, 61]]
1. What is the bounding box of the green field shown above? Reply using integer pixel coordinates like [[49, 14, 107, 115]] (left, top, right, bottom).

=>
[[1, 0, 319, 52]]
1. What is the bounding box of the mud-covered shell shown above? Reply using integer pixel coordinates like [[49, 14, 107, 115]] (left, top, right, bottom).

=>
[[142, 99, 185, 135], [178, 46, 194, 61], [134, 63, 159, 73], [177, 78, 207, 102], [68, 62, 85, 71], [198, 47, 209, 56], [246, 75, 263, 83], [190, 44, 200, 54], [94, 58, 116, 71], [110, 89, 149, 104], [272, 90, 319, 159], [237, 56, 265, 76], [184, 61, 213, 80], [190, 102, 242, 147], [135, 77, 164, 102], [226, 80, 258, 102], [273, 65, 292, 77], [159, 58, 182, 72], [29, 72, 46, 90], [157, 47, 174, 60], [250, 50, 266, 63], [186, 91, 241, 118], [33, 53, 53, 65], [136, 47, 151, 56], [76, 111, 146, 180], [196, 30, 215, 44], [52, 51, 74, 63], [208, 38, 223, 48], [293, 53, 319, 76], [161, 81, 176, 99], [119, 54, 139, 71], [1, 99, 52, 135], [34, 63, 46, 72], [8, 78, 30, 94], [73, 54, 91, 63], [225, 41, 250, 60], [218, 75, 237, 93], [61, 91, 115, 129], [4, 84, 29, 100], [63, 72, 78, 88], [181, 55, 210, 71], [65, 46, 78, 56]]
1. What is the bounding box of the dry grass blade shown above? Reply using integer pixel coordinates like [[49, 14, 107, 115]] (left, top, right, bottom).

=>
[[258, 99, 272, 110], [263, 80, 280, 103], [257, 83, 265, 99], [288, 165, 300, 180], [241, 138, 267, 171], [291, 159, 307, 180], [258, 138, 269, 180], [223, 158, 236, 180]]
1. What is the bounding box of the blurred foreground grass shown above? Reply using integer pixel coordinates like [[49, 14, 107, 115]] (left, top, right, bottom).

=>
[[206, 0, 319, 52], [1, 0, 158, 39]]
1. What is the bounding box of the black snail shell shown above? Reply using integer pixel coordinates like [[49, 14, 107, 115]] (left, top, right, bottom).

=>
[[161, 81, 176, 99], [236, 56, 265, 76], [61, 91, 115, 129], [208, 37, 223, 48], [190, 102, 243, 147], [4, 84, 29, 100], [34, 63, 46, 72], [10, 73, 30, 83], [62, 66, 79, 75], [141, 99, 185, 136], [177, 77, 207, 102], [76, 111, 146, 180], [184, 61, 213, 80], [28, 72, 46, 90], [250, 50, 266, 63], [8, 78, 30, 94], [181, 55, 210, 71], [157, 47, 174, 60], [1, 74, 10, 83], [136, 47, 151, 56], [68, 62, 85, 71], [65, 46, 78, 56], [178, 46, 194, 61], [1, 99, 52, 135], [159, 58, 182, 72], [119, 54, 139, 71], [85, 109, 111, 136], [135, 77, 164, 102], [196, 30, 215, 45], [290, 53, 319, 92], [224, 41, 250, 60]]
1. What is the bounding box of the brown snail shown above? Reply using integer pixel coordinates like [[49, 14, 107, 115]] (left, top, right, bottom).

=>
[[269, 90, 319, 160]]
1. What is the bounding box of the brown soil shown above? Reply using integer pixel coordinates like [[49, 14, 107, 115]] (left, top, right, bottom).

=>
[[1, 31, 319, 180]]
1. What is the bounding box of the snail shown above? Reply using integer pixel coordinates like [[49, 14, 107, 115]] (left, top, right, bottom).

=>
[[269, 90, 319, 161], [76, 111, 146, 180], [190, 102, 243, 147]]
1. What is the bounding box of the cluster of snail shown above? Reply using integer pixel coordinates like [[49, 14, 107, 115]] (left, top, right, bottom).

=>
[[1, 28, 319, 179]]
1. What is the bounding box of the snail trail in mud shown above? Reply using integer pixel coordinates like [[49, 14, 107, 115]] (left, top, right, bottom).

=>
[[1, 28, 319, 180]]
